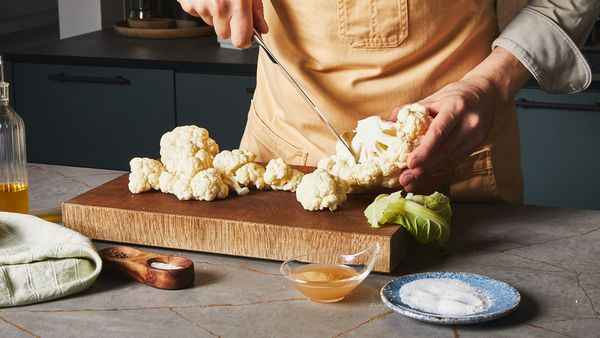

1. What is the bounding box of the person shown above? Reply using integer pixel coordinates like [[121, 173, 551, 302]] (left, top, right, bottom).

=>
[[177, 0, 600, 202]]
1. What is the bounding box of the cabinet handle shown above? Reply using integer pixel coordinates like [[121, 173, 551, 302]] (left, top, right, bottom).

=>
[[48, 73, 130, 85], [515, 99, 600, 112]]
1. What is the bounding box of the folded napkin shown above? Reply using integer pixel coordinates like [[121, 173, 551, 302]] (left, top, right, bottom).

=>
[[0, 212, 102, 307]]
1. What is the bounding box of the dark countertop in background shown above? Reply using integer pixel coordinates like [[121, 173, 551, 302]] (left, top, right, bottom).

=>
[[4, 28, 600, 90], [4, 28, 258, 75]]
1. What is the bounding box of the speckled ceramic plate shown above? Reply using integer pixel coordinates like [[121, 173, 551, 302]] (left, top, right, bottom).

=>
[[381, 272, 520, 324]]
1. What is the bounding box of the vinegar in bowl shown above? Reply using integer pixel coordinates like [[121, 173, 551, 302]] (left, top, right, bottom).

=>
[[290, 263, 361, 303], [281, 243, 380, 303]]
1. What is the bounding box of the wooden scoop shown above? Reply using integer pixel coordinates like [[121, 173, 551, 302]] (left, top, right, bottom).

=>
[[99, 245, 194, 289]]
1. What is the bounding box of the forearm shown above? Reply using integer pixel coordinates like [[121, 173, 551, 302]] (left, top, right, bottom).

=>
[[461, 47, 531, 106], [494, 0, 600, 94]]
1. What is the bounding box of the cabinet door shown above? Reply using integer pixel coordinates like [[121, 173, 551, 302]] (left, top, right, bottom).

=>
[[516, 88, 600, 210], [13, 63, 175, 170], [176, 72, 255, 151]]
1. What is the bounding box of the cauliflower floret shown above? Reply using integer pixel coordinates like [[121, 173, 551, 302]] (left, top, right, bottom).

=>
[[264, 158, 304, 192], [158, 171, 177, 194], [158, 171, 195, 200], [212, 149, 256, 196], [213, 149, 256, 176], [296, 169, 348, 211], [320, 103, 431, 191], [128, 157, 165, 193], [160, 125, 219, 175], [317, 156, 382, 193], [235, 163, 267, 190], [190, 168, 229, 201]]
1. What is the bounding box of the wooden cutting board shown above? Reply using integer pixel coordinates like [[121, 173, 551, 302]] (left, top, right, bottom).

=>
[[62, 172, 405, 273]]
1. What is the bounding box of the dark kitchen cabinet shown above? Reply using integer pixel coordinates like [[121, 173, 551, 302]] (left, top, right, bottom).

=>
[[176, 72, 255, 151], [516, 88, 600, 210], [12, 63, 175, 170]]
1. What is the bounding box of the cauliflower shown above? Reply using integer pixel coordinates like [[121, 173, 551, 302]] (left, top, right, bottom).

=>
[[158, 171, 195, 200], [212, 149, 256, 196], [213, 149, 256, 176], [317, 156, 381, 193], [190, 168, 229, 201], [128, 157, 165, 193], [264, 158, 304, 192], [160, 125, 219, 175], [319, 103, 431, 191], [235, 163, 267, 190], [296, 169, 348, 211]]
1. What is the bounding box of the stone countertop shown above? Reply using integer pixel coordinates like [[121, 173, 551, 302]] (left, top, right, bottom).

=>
[[0, 164, 599, 337]]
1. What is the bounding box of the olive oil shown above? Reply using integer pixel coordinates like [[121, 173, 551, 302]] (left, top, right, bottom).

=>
[[291, 263, 361, 303], [0, 183, 29, 214], [0, 56, 29, 215]]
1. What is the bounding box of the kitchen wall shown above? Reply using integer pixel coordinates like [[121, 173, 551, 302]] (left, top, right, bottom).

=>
[[0, 0, 58, 35], [58, 0, 124, 39]]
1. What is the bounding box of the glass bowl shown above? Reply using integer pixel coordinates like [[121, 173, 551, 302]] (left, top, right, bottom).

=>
[[280, 242, 381, 303]]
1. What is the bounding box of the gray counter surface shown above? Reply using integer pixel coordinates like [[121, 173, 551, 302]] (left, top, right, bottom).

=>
[[0, 164, 598, 337]]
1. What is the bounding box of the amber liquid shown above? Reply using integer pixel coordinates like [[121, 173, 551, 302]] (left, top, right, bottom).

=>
[[0, 183, 29, 214], [291, 264, 361, 303]]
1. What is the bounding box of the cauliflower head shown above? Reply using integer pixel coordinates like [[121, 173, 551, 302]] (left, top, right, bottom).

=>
[[320, 103, 431, 191], [190, 168, 229, 201], [128, 157, 165, 193], [264, 158, 304, 192], [296, 169, 348, 211], [235, 163, 267, 190], [160, 125, 219, 175]]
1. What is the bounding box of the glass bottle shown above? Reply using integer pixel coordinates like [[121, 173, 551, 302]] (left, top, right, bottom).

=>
[[0, 56, 29, 214]]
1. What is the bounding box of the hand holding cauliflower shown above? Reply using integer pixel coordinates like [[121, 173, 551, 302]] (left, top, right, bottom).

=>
[[318, 103, 431, 193]]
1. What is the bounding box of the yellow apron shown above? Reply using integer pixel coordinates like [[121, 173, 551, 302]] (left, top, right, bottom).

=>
[[240, 0, 523, 203]]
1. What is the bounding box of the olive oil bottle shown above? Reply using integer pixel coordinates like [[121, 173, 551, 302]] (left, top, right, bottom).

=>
[[0, 56, 29, 214]]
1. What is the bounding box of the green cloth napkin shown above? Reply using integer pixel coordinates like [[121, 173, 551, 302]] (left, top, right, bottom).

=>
[[0, 212, 102, 307]]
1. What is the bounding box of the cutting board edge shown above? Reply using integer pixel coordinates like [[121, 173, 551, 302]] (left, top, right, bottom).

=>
[[62, 202, 405, 273]]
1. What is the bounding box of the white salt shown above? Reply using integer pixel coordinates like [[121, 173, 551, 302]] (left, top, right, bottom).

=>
[[400, 278, 490, 316], [150, 262, 183, 270]]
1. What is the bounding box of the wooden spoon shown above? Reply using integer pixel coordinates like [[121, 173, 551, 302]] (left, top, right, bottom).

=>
[[99, 245, 194, 289]]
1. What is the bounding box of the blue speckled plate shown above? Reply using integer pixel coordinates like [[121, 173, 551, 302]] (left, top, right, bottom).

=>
[[381, 272, 520, 324]]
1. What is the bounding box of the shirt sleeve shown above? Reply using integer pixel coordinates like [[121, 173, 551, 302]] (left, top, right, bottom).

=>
[[492, 0, 600, 94]]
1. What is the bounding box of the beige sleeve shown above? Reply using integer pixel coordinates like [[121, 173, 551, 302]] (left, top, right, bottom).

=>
[[493, 1, 600, 94]]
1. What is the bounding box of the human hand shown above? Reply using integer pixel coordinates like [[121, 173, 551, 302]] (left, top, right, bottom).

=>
[[394, 76, 498, 192], [392, 47, 531, 193], [177, 0, 268, 48]]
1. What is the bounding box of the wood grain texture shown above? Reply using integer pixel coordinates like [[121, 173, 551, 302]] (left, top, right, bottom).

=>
[[99, 245, 195, 290], [62, 174, 405, 273], [113, 21, 214, 39]]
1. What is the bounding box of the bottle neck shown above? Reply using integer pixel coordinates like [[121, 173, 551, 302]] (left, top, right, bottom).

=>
[[0, 81, 9, 103]]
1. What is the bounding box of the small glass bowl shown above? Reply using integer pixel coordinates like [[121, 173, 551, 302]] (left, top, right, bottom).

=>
[[280, 243, 381, 303]]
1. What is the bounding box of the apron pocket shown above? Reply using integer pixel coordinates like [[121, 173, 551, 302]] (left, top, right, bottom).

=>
[[450, 148, 500, 201], [242, 102, 308, 166], [337, 0, 408, 48]]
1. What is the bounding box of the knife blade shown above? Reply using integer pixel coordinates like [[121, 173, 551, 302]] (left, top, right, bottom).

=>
[[252, 30, 356, 160]]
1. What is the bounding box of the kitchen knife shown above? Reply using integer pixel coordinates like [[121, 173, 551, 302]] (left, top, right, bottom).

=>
[[252, 30, 356, 160]]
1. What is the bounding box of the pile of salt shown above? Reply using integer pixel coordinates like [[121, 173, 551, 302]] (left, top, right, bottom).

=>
[[400, 278, 490, 316], [150, 262, 183, 270]]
